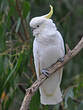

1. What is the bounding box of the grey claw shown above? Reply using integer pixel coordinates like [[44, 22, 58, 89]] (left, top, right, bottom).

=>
[[41, 69, 49, 78], [57, 57, 64, 63]]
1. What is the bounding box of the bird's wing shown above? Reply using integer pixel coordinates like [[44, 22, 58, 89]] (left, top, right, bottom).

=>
[[38, 31, 65, 95], [33, 39, 40, 78], [55, 31, 65, 56]]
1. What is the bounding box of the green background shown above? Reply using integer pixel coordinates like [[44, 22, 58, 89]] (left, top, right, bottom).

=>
[[0, 0, 83, 110]]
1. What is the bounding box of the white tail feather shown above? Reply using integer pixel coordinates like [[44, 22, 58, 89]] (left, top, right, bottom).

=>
[[39, 86, 62, 105], [39, 69, 63, 105]]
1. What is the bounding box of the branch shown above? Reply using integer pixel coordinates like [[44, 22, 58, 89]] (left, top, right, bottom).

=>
[[20, 37, 83, 110]]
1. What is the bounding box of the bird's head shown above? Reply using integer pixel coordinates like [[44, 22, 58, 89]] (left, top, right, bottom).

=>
[[30, 5, 57, 37]]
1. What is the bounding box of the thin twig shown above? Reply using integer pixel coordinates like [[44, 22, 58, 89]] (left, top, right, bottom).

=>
[[59, 102, 64, 110], [30, 55, 36, 79], [16, 0, 29, 40], [18, 84, 26, 94], [20, 37, 83, 110], [0, 44, 29, 56], [10, 16, 25, 42], [57, 12, 71, 24], [7, 0, 25, 42]]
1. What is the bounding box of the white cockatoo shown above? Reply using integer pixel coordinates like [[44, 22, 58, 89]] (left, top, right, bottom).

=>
[[30, 5, 65, 105]]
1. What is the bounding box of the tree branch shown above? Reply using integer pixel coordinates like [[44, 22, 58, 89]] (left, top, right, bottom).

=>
[[20, 37, 83, 110]]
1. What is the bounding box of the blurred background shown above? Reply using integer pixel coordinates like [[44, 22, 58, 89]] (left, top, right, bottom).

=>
[[0, 0, 83, 110]]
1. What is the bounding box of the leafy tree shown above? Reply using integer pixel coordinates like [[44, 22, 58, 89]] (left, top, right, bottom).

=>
[[0, 0, 83, 110]]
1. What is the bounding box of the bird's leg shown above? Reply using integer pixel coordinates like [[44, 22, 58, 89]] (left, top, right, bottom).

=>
[[41, 69, 49, 78], [49, 56, 64, 69], [41, 56, 64, 78]]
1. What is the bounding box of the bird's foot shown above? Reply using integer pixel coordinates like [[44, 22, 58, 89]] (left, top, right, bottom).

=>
[[41, 69, 49, 78], [57, 56, 64, 63], [41, 57, 64, 78]]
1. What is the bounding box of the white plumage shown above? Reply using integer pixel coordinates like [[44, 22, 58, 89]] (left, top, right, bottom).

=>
[[30, 6, 65, 105]]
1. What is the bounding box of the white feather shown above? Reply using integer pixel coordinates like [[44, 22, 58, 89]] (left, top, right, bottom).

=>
[[31, 17, 65, 105]]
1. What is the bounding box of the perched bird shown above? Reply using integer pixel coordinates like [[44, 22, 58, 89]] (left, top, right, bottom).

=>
[[30, 5, 65, 105]]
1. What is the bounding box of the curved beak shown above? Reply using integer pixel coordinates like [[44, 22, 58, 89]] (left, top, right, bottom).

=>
[[31, 27, 36, 31]]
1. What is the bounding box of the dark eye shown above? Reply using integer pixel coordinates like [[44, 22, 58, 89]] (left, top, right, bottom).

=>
[[37, 25, 39, 27]]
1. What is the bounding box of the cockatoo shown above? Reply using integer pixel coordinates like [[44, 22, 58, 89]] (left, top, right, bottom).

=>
[[30, 5, 65, 105]]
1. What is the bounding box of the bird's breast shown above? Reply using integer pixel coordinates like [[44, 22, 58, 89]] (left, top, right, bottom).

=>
[[38, 42, 64, 70]]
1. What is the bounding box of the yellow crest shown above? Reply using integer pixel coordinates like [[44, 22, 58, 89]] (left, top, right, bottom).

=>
[[44, 5, 53, 19]]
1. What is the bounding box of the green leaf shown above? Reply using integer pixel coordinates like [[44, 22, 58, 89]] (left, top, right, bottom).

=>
[[0, 56, 4, 75], [76, 6, 83, 17], [22, 1, 30, 19], [0, 0, 8, 12], [64, 87, 74, 108], [2, 62, 17, 89], [78, 101, 83, 110], [0, 13, 3, 21], [15, 17, 21, 33], [16, 53, 23, 72], [30, 91, 40, 110], [3, 88, 17, 110], [0, 24, 4, 37], [8, 0, 18, 17], [0, 24, 5, 52]]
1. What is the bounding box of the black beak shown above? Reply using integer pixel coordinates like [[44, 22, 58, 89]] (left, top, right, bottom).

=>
[[31, 27, 36, 31]]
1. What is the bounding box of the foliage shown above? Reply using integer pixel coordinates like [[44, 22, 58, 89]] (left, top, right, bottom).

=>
[[0, 0, 83, 110]]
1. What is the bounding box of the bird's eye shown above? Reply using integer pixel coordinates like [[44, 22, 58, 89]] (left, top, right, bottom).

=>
[[37, 25, 39, 27]]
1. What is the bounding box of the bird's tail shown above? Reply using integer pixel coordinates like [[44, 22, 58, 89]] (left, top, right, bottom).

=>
[[39, 86, 62, 105]]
